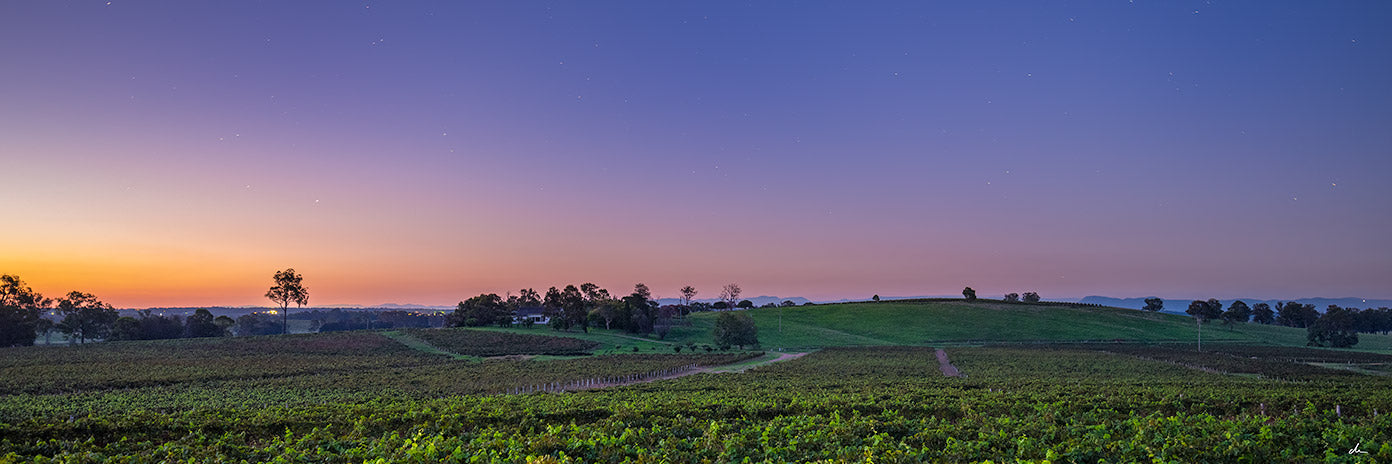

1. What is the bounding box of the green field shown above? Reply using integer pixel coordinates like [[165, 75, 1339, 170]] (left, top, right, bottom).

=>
[[4, 301, 1392, 462], [658, 300, 1392, 352]]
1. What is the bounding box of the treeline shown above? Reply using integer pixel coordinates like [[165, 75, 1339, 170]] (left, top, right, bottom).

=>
[[1166, 297, 1392, 348], [110, 309, 235, 341], [1, 275, 246, 346], [232, 310, 441, 335], [448, 283, 686, 338], [2, 275, 144, 346], [447, 282, 761, 348]]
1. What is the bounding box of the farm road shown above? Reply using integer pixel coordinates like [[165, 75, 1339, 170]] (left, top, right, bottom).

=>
[[569, 351, 811, 391], [936, 349, 963, 377]]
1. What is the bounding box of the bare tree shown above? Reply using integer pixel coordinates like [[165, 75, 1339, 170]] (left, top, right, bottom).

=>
[[679, 286, 698, 306], [719, 283, 742, 309]]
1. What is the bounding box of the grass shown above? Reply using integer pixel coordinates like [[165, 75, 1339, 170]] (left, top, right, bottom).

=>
[[647, 301, 1392, 352], [1308, 362, 1392, 377], [701, 351, 794, 373], [379, 330, 478, 361]]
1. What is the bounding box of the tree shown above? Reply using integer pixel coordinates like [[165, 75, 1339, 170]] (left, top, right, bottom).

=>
[[185, 309, 224, 338], [543, 286, 566, 330], [680, 286, 698, 306], [108, 310, 181, 341], [962, 287, 977, 302], [1, 274, 50, 347], [712, 301, 729, 310], [235, 313, 282, 336], [1360, 307, 1392, 335], [449, 293, 507, 327], [713, 311, 758, 349], [136, 310, 184, 340], [1308, 305, 1358, 348], [214, 315, 236, 334], [580, 283, 611, 303], [517, 288, 542, 307], [632, 283, 652, 301], [1252, 303, 1274, 324], [56, 291, 118, 344], [1221, 300, 1251, 326], [719, 283, 742, 309], [1186, 299, 1223, 351], [780, 300, 797, 307], [34, 318, 55, 345], [265, 268, 308, 335], [622, 289, 656, 335], [872, 294, 880, 302], [736, 300, 754, 310], [596, 300, 622, 330], [1022, 292, 1041, 303], [653, 305, 680, 340], [1143, 297, 1164, 312], [561, 285, 589, 332], [1275, 302, 1318, 328], [1003, 293, 1020, 303], [110, 316, 143, 341]]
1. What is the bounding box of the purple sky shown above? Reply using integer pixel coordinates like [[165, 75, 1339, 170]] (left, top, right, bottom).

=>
[[2, 2, 1389, 307]]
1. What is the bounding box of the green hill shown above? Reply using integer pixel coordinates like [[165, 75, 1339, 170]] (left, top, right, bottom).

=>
[[655, 300, 1392, 352]]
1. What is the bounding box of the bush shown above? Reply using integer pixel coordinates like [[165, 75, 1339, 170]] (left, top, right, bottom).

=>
[[713, 312, 758, 349]]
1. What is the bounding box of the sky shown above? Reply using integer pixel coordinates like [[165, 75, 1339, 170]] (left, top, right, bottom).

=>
[[2, 1, 1390, 308]]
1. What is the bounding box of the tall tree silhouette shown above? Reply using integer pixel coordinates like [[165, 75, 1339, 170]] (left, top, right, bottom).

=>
[[719, 283, 742, 309], [56, 291, 117, 344], [0, 275, 51, 347], [265, 268, 308, 335], [680, 286, 698, 306], [1186, 299, 1224, 351]]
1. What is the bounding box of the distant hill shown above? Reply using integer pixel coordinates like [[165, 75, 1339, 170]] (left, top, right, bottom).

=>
[[656, 296, 811, 307], [1078, 296, 1392, 313], [660, 300, 1392, 352], [373, 303, 454, 310]]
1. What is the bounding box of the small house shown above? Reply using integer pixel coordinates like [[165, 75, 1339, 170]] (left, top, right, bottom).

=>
[[514, 306, 550, 325]]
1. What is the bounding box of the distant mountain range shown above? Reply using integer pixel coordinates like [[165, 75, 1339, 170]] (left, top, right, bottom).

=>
[[129, 295, 1389, 314], [370, 303, 455, 310], [1077, 296, 1392, 313]]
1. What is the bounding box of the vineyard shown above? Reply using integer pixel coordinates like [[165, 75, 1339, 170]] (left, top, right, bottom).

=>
[[405, 328, 600, 357], [3, 331, 1391, 462]]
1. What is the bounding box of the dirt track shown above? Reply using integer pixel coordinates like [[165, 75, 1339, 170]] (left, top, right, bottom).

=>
[[936, 348, 963, 377], [572, 351, 811, 391]]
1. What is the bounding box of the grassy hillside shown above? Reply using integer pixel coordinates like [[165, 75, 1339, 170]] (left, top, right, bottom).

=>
[[656, 300, 1392, 352]]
